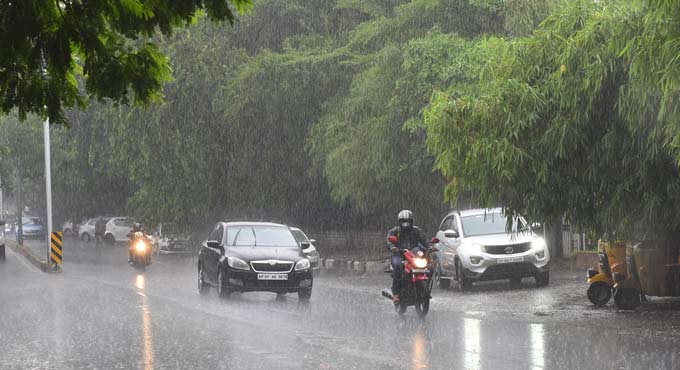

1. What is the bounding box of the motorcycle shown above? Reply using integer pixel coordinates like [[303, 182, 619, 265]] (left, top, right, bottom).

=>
[[129, 231, 152, 271], [381, 235, 438, 317]]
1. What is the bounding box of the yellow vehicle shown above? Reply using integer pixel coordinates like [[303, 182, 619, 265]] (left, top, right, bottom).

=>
[[612, 240, 680, 310], [586, 240, 627, 306]]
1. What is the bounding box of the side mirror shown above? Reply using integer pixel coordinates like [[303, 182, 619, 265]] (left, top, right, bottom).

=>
[[430, 237, 439, 244], [300, 241, 311, 248], [309, 239, 317, 244], [388, 235, 399, 245], [444, 229, 459, 239], [207, 240, 222, 250]]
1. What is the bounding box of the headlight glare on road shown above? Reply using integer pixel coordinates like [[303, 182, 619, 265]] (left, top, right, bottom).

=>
[[227, 257, 250, 270], [413, 258, 428, 269], [295, 258, 311, 271]]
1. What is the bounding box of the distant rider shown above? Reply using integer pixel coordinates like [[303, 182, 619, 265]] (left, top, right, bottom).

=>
[[128, 222, 143, 263], [386, 210, 429, 303]]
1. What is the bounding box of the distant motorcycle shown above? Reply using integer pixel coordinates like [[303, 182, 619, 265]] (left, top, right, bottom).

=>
[[129, 231, 152, 271], [381, 235, 438, 317]]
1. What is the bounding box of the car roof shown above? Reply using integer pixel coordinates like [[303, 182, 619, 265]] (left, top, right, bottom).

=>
[[221, 221, 289, 228], [446, 207, 504, 218]]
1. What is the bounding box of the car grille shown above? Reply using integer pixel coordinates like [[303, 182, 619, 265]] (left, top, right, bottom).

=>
[[250, 261, 294, 273], [484, 242, 531, 255], [480, 262, 537, 280]]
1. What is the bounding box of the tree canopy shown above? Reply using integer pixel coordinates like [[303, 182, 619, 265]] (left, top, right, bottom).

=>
[[0, 0, 252, 125]]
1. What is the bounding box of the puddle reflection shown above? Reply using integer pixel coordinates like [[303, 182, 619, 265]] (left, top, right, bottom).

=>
[[530, 323, 545, 370], [411, 326, 428, 370], [463, 318, 481, 370], [136, 274, 154, 370]]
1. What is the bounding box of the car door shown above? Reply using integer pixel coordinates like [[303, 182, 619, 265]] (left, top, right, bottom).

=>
[[437, 215, 461, 256], [113, 218, 131, 241], [204, 224, 224, 284]]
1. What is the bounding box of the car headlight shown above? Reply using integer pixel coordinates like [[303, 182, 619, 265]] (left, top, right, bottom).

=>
[[413, 257, 428, 269], [532, 238, 547, 259], [464, 243, 483, 254], [295, 258, 311, 271], [227, 257, 250, 271]]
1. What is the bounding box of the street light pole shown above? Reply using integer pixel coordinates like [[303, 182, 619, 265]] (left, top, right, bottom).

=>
[[44, 117, 53, 268]]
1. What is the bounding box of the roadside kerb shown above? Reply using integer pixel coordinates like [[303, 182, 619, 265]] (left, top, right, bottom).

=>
[[5, 239, 59, 273]]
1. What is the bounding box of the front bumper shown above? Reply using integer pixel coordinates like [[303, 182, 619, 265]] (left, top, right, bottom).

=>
[[224, 269, 314, 293], [442, 249, 550, 282]]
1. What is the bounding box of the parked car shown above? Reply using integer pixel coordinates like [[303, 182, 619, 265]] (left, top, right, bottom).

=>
[[153, 222, 191, 255], [62, 220, 79, 237], [289, 227, 321, 272], [20, 217, 46, 241], [197, 222, 314, 300], [103, 217, 132, 243], [432, 208, 550, 291], [78, 218, 97, 242]]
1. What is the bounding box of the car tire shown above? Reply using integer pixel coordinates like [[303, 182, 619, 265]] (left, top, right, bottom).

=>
[[198, 266, 210, 295], [81, 233, 91, 243], [217, 270, 231, 299], [587, 282, 611, 306], [104, 234, 115, 245], [64, 228, 72, 237], [0, 245, 5, 261], [535, 271, 550, 287], [298, 288, 312, 301], [456, 259, 472, 292]]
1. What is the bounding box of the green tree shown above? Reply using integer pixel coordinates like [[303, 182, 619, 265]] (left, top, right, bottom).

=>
[[0, 0, 252, 125]]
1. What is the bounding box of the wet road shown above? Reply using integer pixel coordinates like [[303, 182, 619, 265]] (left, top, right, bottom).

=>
[[2, 239, 680, 370]]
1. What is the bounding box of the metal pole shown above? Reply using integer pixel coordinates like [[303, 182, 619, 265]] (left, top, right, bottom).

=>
[[44, 118, 53, 268], [16, 168, 23, 246]]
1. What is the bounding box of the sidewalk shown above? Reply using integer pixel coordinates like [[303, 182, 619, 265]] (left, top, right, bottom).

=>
[[3, 237, 54, 272]]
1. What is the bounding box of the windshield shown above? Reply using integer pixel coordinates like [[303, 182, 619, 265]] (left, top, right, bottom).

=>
[[227, 226, 298, 247], [461, 212, 527, 237]]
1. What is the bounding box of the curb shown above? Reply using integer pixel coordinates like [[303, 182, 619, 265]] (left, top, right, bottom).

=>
[[320, 257, 388, 275], [5, 239, 60, 273]]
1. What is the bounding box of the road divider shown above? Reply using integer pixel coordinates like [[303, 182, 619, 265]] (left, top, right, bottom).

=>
[[319, 257, 388, 275], [5, 239, 59, 273]]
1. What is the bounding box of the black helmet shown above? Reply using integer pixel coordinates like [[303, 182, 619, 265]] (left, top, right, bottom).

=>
[[398, 210, 414, 230]]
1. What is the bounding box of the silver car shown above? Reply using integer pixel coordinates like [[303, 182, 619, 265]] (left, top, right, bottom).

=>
[[432, 208, 549, 291], [289, 227, 321, 272]]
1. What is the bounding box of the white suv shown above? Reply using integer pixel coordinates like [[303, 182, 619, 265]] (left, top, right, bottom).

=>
[[432, 208, 550, 291]]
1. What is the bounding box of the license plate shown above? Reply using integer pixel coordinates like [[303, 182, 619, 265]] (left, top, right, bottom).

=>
[[412, 268, 428, 273], [257, 273, 288, 281], [497, 256, 524, 264]]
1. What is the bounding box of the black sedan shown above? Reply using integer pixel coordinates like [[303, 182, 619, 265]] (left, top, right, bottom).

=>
[[197, 222, 314, 300]]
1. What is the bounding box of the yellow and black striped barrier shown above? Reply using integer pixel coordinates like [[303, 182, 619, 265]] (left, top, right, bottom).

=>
[[50, 231, 63, 266]]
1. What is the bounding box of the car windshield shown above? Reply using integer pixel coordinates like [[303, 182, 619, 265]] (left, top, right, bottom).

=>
[[228, 226, 298, 247], [461, 212, 527, 237]]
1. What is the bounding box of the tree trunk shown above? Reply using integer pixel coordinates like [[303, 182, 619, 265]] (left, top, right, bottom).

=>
[[546, 217, 563, 259]]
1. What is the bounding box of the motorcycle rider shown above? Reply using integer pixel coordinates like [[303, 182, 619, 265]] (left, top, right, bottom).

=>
[[128, 222, 144, 263], [386, 210, 429, 303]]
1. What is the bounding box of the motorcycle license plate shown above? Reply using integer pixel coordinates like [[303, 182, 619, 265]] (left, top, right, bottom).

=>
[[412, 268, 428, 273], [497, 256, 524, 264], [257, 273, 288, 281]]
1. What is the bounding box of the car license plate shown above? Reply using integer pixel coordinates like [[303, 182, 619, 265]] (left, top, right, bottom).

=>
[[412, 268, 428, 273], [257, 273, 288, 281], [497, 257, 524, 264]]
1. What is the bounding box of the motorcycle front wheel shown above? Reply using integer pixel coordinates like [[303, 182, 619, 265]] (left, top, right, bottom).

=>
[[414, 281, 430, 317]]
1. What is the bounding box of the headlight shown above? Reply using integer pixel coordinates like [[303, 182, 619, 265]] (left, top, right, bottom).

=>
[[295, 259, 311, 271], [227, 257, 250, 271], [464, 243, 483, 254], [532, 238, 547, 259], [413, 258, 428, 269], [135, 241, 148, 252]]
